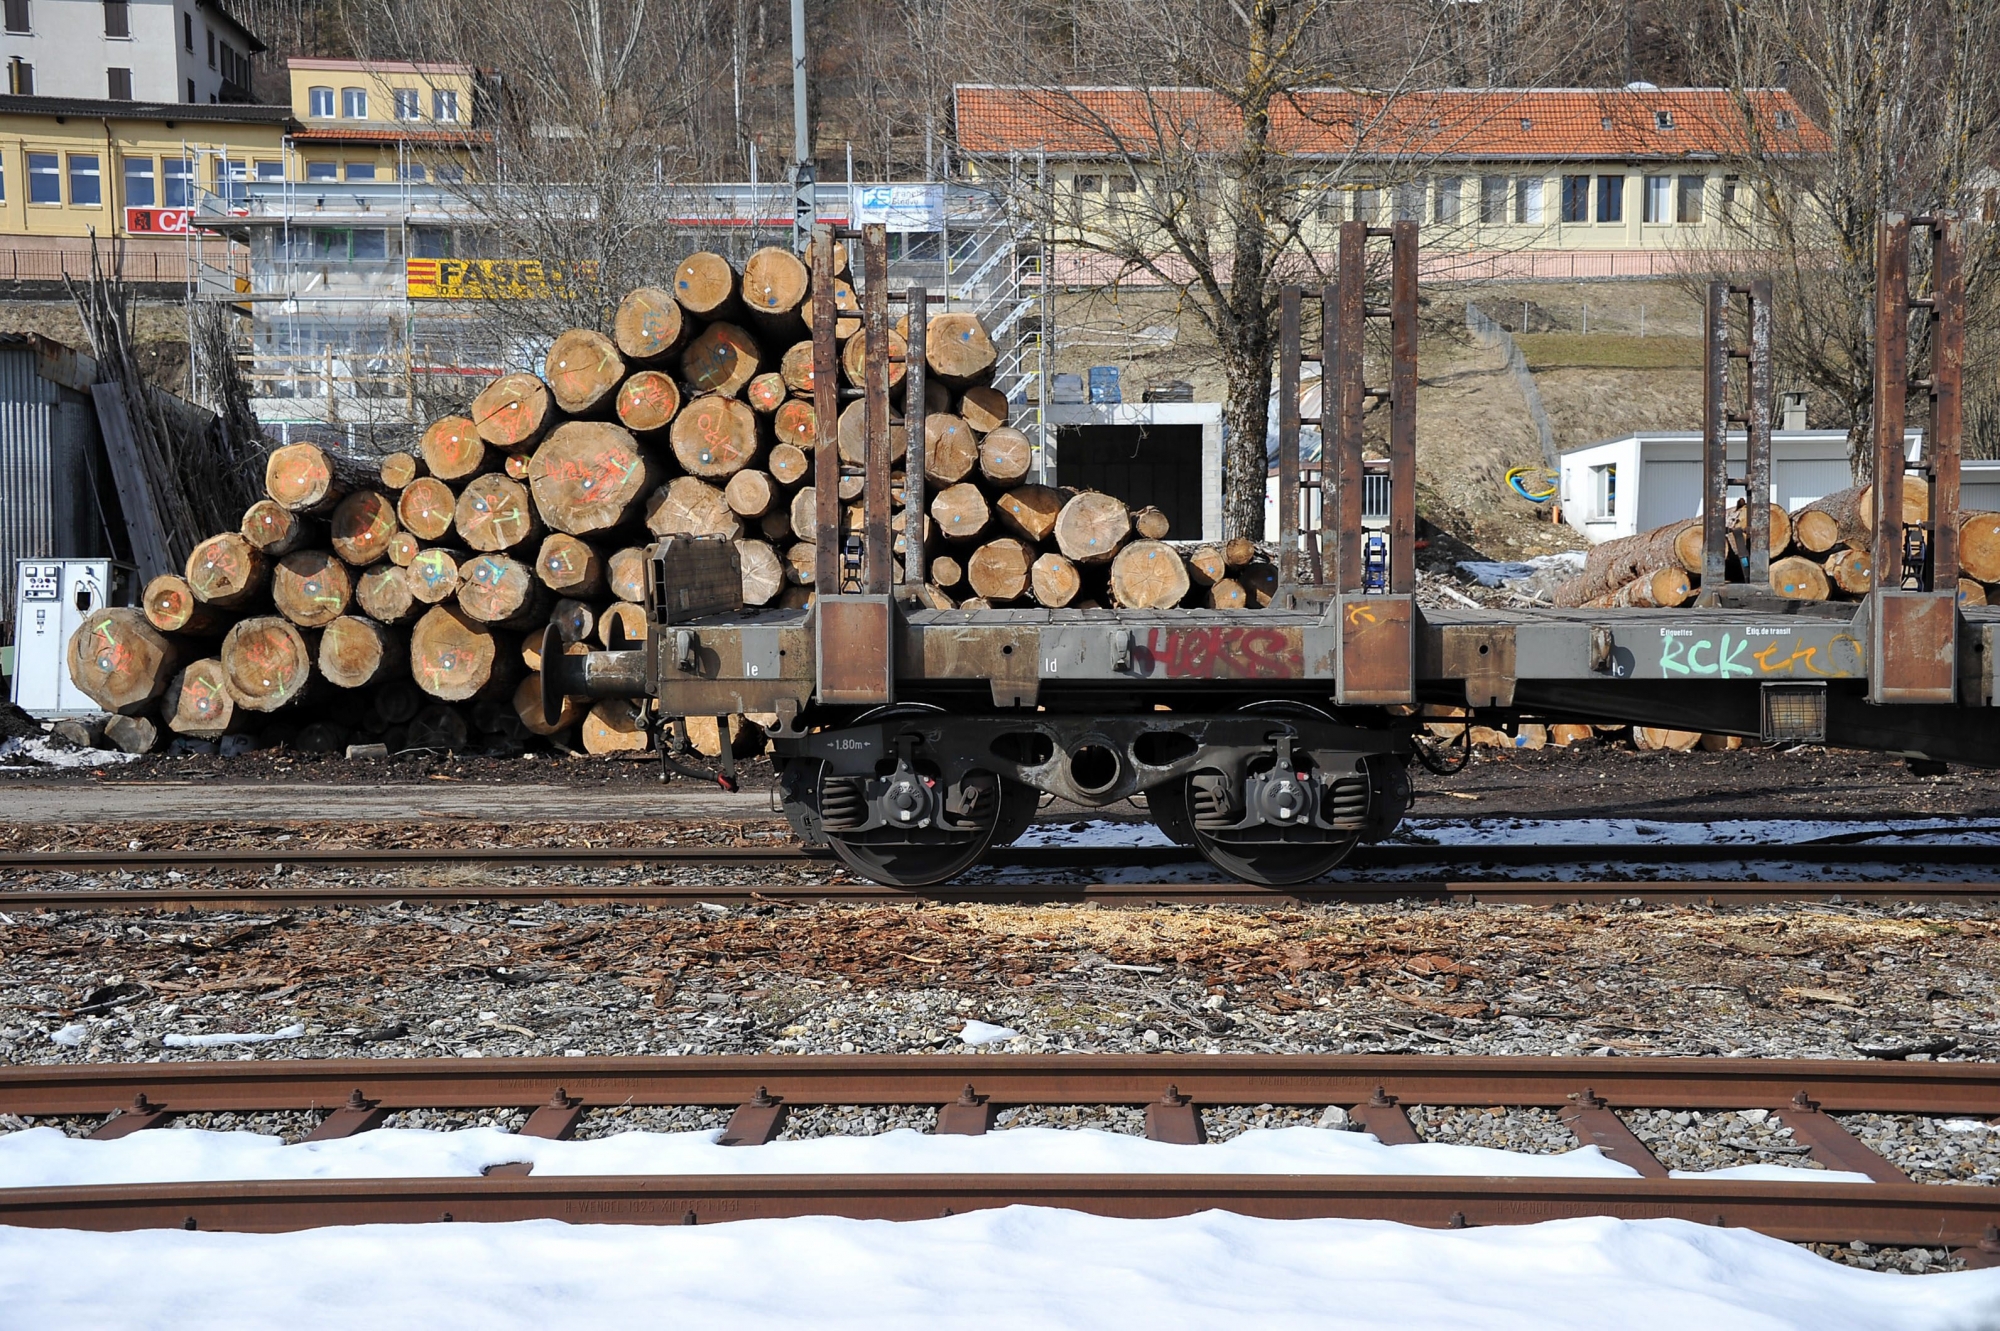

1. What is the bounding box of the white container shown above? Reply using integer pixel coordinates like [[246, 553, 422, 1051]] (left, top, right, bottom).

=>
[[10, 558, 135, 716]]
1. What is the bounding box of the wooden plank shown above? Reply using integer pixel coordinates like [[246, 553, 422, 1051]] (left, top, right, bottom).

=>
[[1559, 1089, 1668, 1178], [91, 381, 175, 582]]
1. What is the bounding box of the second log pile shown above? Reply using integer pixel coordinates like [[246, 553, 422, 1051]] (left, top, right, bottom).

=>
[[1553, 477, 2000, 609]]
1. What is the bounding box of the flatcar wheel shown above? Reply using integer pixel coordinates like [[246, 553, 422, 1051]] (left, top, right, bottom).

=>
[[825, 823, 999, 888], [1144, 780, 1198, 847], [1190, 823, 1359, 886]]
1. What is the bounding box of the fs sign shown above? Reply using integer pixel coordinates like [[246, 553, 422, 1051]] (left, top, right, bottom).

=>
[[125, 208, 196, 235], [855, 184, 943, 232]]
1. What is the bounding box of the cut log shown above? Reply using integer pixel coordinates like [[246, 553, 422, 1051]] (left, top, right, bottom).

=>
[[1858, 474, 1931, 529], [1959, 578, 1989, 608], [550, 598, 596, 645], [1559, 520, 1702, 605], [1798, 487, 1869, 552], [785, 542, 817, 586], [328, 490, 399, 567], [1206, 578, 1246, 609], [410, 604, 513, 701], [535, 533, 606, 599], [1729, 501, 1792, 558], [1548, 723, 1596, 747], [967, 537, 1034, 602], [271, 550, 354, 628], [240, 499, 318, 556], [1581, 567, 1692, 609], [1825, 546, 1873, 596], [378, 451, 423, 489], [930, 553, 964, 589], [926, 311, 997, 386], [740, 246, 810, 334], [318, 615, 404, 689], [374, 679, 423, 725], [407, 703, 470, 751], [1633, 726, 1701, 752], [1223, 537, 1258, 569], [1791, 506, 1843, 555], [1030, 552, 1080, 608], [803, 233, 849, 277], [958, 385, 1008, 433], [582, 699, 650, 753], [994, 484, 1063, 544], [760, 508, 792, 542], [922, 414, 978, 486], [219, 616, 312, 712], [736, 538, 784, 606], [397, 477, 458, 542], [355, 564, 420, 625], [957, 596, 992, 611], [419, 415, 490, 481], [102, 713, 158, 754], [686, 713, 765, 758], [915, 584, 955, 610], [724, 468, 778, 518], [608, 546, 648, 603], [386, 531, 421, 567], [779, 341, 817, 395], [1240, 562, 1279, 607], [614, 369, 682, 434], [265, 442, 367, 514], [598, 601, 649, 648], [1054, 491, 1131, 564], [1699, 732, 1744, 752], [1769, 554, 1831, 601], [454, 473, 541, 552], [457, 553, 549, 629], [768, 441, 811, 486], [1959, 511, 2000, 583], [647, 475, 743, 539], [841, 327, 907, 390], [1132, 505, 1171, 540], [671, 394, 763, 478], [520, 632, 586, 674], [530, 421, 662, 535], [673, 251, 740, 318], [612, 286, 688, 363], [788, 487, 820, 545], [469, 373, 554, 451], [773, 398, 818, 455], [164, 658, 236, 737], [185, 533, 269, 609], [515, 673, 584, 736], [1187, 545, 1227, 587], [66, 607, 178, 714], [680, 321, 763, 399], [746, 372, 789, 415], [978, 427, 1032, 487], [931, 482, 992, 542], [544, 328, 626, 415], [143, 575, 222, 636], [504, 452, 531, 481], [406, 548, 465, 605], [1110, 539, 1191, 609], [837, 398, 908, 465]]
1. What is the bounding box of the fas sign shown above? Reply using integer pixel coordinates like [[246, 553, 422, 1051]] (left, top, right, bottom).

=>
[[125, 208, 197, 235]]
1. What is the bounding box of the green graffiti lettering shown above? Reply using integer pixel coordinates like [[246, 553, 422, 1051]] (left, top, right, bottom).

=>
[[1685, 639, 1715, 675], [1661, 637, 1689, 675], [1718, 634, 1754, 678]]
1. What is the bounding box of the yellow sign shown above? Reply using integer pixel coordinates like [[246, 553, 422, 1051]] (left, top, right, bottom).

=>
[[405, 258, 595, 300]]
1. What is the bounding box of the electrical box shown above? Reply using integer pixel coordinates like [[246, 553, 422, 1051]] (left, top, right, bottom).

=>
[[10, 559, 136, 717]]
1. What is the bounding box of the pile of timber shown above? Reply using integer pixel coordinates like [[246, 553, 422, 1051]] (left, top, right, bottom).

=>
[[1553, 477, 2000, 609], [64, 249, 1276, 759]]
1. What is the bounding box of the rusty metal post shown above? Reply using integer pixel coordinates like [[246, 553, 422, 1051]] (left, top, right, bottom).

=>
[[1872, 214, 1910, 591], [1701, 280, 1730, 592], [811, 225, 841, 593], [1927, 215, 1963, 590], [862, 223, 893, 594], [1745, 279, 1774, 585], [1332, 221, 1367, 593], [903, 285, 929, 588], [1388, 220, 1418, 595], [1277, 285, 1302, 594]]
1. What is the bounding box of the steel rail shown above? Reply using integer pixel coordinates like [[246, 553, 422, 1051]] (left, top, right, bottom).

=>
[[1, 1173, 1993, 1246], [7, 1054, 1999, 1117], [3, 879, 1998, 912]]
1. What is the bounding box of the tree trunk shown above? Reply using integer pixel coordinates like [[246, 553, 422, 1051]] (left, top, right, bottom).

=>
[[735, 538, 784, 606], [1959, 578, 1988, 608], [788, 487, 820, 544], [378, 451, 423, 490], [103, 712, 159, 754], [419, 415, 491, 481], [930, 482, 992, 542], [530, 421, 662, 535], [240, 498, 319, 556], [185, 533, 269, 609], [406, 547, 467, 605], [330, 490, 399, 567], [608, 546, 648, 603], [1858, 474, 1931, 528], [271, 549, 354, 628], [355, 564, 421, 625], [373, 678, 423, 725], [454, 473, 542, 552], [724, 468, 778, 518], [647, 475, 743, 539], [1187, 545, 1228, 587], [582, 699, 651, 753], [1825, 546, 1873, 596], [1633, 726, 1701, 752], [1030, 551, 1080, 607], [672, 251, 740, 318], [978, 427, 1032, 487], [164, 658, 236, 737], [411, 604, 514, 701], [612, 285, 688, 363], [1110, 539, 1192, 608], [615, 369, 682, 434], [1132, 505, 1172, 540], [967, 537, 1034, 602], [1769, 554, 1831, 601], [1581, 567, 1692, 608], [143, 574, 223, 635], [1240, 562, 1278, 606], [994, 484, 1063, 544], [266, 442, 367, 513], [773, 399, 818, 456], [768, 441, 811, 486], [470, 373, 555, 451], [318, 614, 404, 689], [504, 453, 531, 481], [534, 533, 606, 598], [925, 312, 997, 386], [1055, 491, 1131, 563], [598, 601, 649, 647], [1559, 520, 1701, 605], [457, 553, 549, 629], [958, 385, 1009, 433], [680, 322, 764, 398], [66, 607, 179, 714], [760, 508, 793, 542], [544, 328, 626, 415], [397, 477, 458, 542], [671, 394, 763, 478], [219, 615, 313, 712]]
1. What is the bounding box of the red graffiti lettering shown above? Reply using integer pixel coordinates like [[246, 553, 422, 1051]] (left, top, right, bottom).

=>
[[1138, 627, 1299, 680]]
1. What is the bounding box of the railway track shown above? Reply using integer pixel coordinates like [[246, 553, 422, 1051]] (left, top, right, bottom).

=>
[[3, 1055, 1996, 1255]]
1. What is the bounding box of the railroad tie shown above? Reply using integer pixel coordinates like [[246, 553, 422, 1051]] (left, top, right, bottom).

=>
[[718, 1086, 788, 1146], [302, 1089, 389, 1142], [1144, 1085, 1205, 1145], [1558, 1089, 1668, 1178], [86, 1093, 170, 1140], [1773, 1091, 1910, 1183], [484, 1088, 586, 1178], [1348, 1086, 1419, 1146], [934, 1084, 996, 1136]]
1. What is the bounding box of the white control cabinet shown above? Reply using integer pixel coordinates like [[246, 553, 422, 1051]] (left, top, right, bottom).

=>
[[10, 559, 135, 717]]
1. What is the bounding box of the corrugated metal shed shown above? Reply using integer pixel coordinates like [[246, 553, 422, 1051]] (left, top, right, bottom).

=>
[[0, 337, 114, 635]]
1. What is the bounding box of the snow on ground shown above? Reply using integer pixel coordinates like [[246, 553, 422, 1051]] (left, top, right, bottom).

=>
[[0, 736, 145, 769], [0, 1122, 1876, 1187], [3, 1209, 1996, 1331]]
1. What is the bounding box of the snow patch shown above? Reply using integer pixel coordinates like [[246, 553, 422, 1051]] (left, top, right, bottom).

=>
[[162, 1023, 306, 1049], [958, 1021, 1020, 1046]]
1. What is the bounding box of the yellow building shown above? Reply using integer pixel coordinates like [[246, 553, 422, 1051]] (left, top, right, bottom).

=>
[[285, 59, 483, 187]]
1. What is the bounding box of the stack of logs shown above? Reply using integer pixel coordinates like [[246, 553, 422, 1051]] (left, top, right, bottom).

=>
[[64, 246, 1276, 758], [1554, 477, 2000, 608]]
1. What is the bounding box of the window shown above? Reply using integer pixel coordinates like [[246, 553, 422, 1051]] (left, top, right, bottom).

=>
[[1590, 464, 1617, 519], [399, 163, 426, 181], [394, 89, 420, 120], [8, 57, 32, 95], [1720, 174, 1739, 221], [1561, 175, 1590, 223], [162, 158, 192, 206], [1676, 174, 1704, 224], [1352, 185, 1378, 222], [0, 159, 5, 201], [1434, 176, 1460, 225], [306, 160, 337, 182], [351, 229, 387, 260], [216, 157, 245, 206], [1480, 175, 1508, 224], [123, 157, 155, 207], [1643, 174, 1671, 223], [1073, 174, 1101, 193], [206, 28, 215, 66], [106, 67, 132, 100], [308, 87, 333, 117], [3, 0, 27, 33], [1654, 109, 1674, 130], [434, 163, 463, 183], [183, 11, 192, 48], [187, 78, 195, 102], [1394, 179, 1423, 223], [433, 89, 458, 121], [1516, 177, 1543, 225], [103, 0, 127, 35], [342, 87, 367, 118], [345, 162, 377, 181], [411, 226, 452, 258], [310, 228, 349, 261], [1774, 109, 1795, 131], [255, 160, 284, 181], [1596, 174, 1624, 222], [70, 155, 102, 206], [27, 153, 59, 204]]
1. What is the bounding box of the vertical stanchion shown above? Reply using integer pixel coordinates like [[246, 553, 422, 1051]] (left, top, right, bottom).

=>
[[1277, 285, 1302, 594], [903, 286, 929, 588], [811, 225, 840, 593], [1701, 280, 1730, 592], [862, 223, 893, 594], [1745, 279, 1774, 586], [1872, 214, 1910, 591], [1928, 215, 1963, 591], [1332, 221, 1366, 593], [1388, 221, 1418, 595]]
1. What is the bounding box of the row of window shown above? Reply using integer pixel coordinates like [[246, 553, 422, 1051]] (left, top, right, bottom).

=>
[[4, 0, 129, 35], [0, 152, 462, 207], [306, 86, 460, 123]]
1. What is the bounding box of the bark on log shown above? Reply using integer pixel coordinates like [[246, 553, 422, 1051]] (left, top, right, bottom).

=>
[[614, 369, 682, 434], [407, 703, 470, 751], [994, 484, 1063, 544], [1559, 520, 1701, 605], [266, 442, 364, 513], [958, 385, 1008, 433], [930, 553, 964, 589], [66, 607, 178, 714], [219, 616, 312, 712], [515, 673, 584, 736], [1055, 491, 1131, 564], [164, 658, 236, 737], [978, 427, 1032, 487], [355, 564, 421, 625], [379, 452, 423, 490], [746, 372, 788, 415], [1581, 567, 1692, 608], [1030, 552, 1080, 608], [535, 533, 607, 599], [931, 482, 992, 542], [241, 499, 318, 556], [612, 286, 688, 363], [457, 553, 549, 629], [1223, 538, 1258, 569], [789, 487, 820, 545], [470, 374, 554, 451], [1959, 511, 2000, 584], [1132, 505, 1171, 540], [397, 477, 458, 542], [736, 538, 784, 606], [419, 415, 490, 481], [598, 601, 649, 648], [725, 468, 778, 518], [330, 490, 399, 567], [1826, 547, 1873, 596], [454, 473, 541, 552], [410, 604, 513, 701], [741, 246, 810, 335], [671, 394, 763, 478], [923, 413, 979, 486], [926, 312, 997, 386], [785, 542, 817, 586], [680, 322, 763, 398], [773, 399, 818, 454], [582, 699, 651, 753], [647, 475, 743, 539], [768, 441, 811, 486], [608, 546, 648, 603], [144, 575, 223, 636], [1187, 545, 1227, 587], [530, 421, 662, 535], [1770, 554, 1831, 601], [673, 251, 740, 319], [967, 537, 1034, 602], [185, 533, 269, 609], [318, 615, 404, 689], [1110, 539, 1192, 609], [779, 341, 817, 395], [271, 550, 354, 628], [544, 328, 626, 415], [406, 548, 466, 605]]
